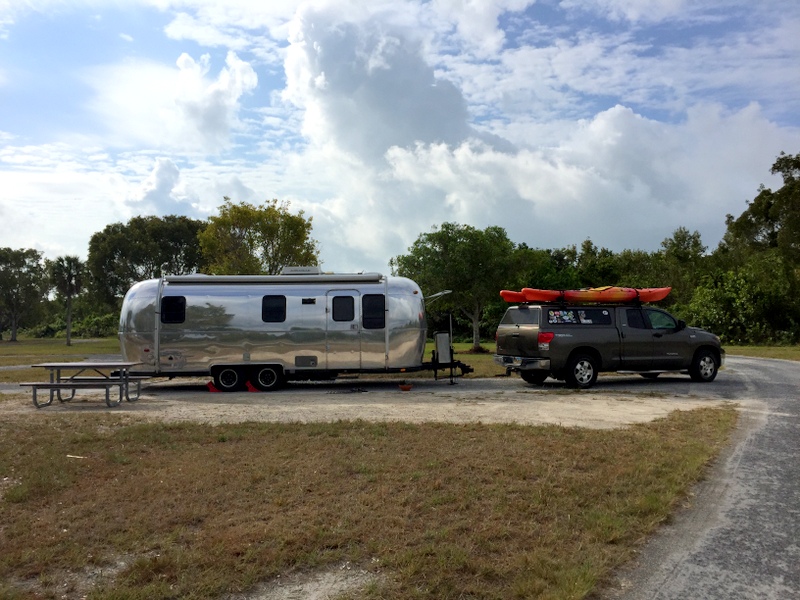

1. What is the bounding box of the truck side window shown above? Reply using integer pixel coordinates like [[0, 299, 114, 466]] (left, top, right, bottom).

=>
[[161, 296, 186, 324], [262, 295, 287, 323], [646, 309, 677, 329], [578, 309, 612, 325], [626, 309, 647, 329], [332, 296, 355, 322], [362, 294, 385, 329]]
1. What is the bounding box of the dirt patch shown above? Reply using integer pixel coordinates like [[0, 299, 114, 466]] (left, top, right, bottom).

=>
[[2, 376, 730, 430]]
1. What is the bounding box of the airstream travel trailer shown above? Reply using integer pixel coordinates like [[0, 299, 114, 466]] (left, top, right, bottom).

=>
[[119, 268, 469, 391]]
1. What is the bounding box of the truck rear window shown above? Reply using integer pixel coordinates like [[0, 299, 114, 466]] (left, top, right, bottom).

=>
[[501, 307, 540, 325]]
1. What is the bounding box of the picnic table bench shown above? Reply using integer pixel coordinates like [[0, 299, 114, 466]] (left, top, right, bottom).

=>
[[20, 361, 147, 408]]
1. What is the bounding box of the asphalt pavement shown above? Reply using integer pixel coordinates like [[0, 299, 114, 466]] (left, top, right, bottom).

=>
[[603, 356, 800, 599]]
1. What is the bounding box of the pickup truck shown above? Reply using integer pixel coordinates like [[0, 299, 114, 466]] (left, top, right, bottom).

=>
[[494, 303, 724, 389]]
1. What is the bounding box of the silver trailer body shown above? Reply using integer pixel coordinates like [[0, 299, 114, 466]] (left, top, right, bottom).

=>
[[119, 272, 428, 390]]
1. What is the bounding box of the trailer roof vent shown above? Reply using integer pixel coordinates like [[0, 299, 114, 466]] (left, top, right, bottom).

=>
[[281, 266, 323, 275]]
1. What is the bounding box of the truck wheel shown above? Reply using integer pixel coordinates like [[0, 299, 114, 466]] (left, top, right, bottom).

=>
[[214, 367, 243, 392], [565, 354, 598, 389], [520, 371, 548, 385], [253, 366, 285, 391], [689, 349, 718, 382]]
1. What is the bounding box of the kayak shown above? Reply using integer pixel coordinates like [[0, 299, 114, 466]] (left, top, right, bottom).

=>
[[500, 290, 528, 303], [564, 286, 638, 303], [501, 286, 671, 303], [522, 288, 562, 302], [635, 287, 672, 302]]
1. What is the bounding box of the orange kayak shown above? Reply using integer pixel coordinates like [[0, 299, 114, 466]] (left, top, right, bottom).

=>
[[635, 287, 672, 302], [501, 286, 671, 303], [563, 286, 638, 302], [500, 290, 528, 303], [522, 288, 563, 302]]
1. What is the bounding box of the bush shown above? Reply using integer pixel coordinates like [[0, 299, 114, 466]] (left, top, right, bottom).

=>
[[74, 314, 118, 338]]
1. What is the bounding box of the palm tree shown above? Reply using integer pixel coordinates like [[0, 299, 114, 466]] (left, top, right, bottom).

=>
[[50, 256, 85, 346]]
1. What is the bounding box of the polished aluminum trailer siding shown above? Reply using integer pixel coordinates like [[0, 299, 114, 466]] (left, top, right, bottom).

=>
[[119, 273, 427, 380]]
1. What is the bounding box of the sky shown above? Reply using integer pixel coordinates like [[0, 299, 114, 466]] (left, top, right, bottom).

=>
[[1, 0, 798, 276]]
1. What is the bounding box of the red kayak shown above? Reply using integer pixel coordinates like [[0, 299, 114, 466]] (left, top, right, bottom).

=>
[[500, 290, 527, 303]]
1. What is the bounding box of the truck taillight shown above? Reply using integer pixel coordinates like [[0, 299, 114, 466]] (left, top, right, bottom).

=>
[[538, 331, 554, 351]]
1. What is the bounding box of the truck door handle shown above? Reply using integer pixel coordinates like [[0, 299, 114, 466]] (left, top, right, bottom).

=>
[[653, 332, 663, 338], [512, 333, 520, 337]]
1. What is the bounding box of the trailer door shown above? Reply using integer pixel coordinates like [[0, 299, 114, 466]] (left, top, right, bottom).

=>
[[326, 290, 362, 370]]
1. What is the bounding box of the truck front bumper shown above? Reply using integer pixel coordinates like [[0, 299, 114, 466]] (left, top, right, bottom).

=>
[[493, 355, 551, 371]]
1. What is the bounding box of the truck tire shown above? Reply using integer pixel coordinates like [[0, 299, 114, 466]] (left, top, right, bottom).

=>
[[565, 353, 598, 389], [253, 366, 285, 391], [689, 349, 718, 382], [213, 367, 243, 392], [520, 371, 548, 385]]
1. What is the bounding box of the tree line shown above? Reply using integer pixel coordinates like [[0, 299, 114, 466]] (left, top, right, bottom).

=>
[[0, 199, 319, 342], [1, 153, 798, 347]]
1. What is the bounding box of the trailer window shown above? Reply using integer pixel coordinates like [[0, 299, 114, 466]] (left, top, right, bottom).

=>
[[362, 294, 385, 329], [262, 295, 286, 323], [332, 296, 355, 322], [161, 296, 186, 324]]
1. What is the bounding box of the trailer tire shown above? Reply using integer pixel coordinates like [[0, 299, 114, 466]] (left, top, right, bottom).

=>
[[213, 367, 243, 392], [253, 366, 285, 391]]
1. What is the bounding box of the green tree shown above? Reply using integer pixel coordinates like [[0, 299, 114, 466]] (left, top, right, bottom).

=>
[[722, 152, 800, 292], [199, 198, 320, 275], [0, 248, 47, 341], [390, 223, 516, 350], [687, 250, 794, 344], [575, 240, 620, 287], [660, 227, 708, 307], [702, 151, 800, 342], [615, 249, 666, 289], [88, 215, 207, 305], [48, 255, 85, 346]]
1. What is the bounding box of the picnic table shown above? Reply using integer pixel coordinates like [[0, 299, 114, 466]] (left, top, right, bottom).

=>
[[20, 361, 147, 409]]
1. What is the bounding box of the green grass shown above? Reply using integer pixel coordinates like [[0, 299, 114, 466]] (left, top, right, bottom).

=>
[[0, 408, 737, 600], [724, 345, 800, 361]]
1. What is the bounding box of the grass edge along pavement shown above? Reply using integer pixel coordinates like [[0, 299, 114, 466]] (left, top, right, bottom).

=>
[[0, 407, 737, 600]]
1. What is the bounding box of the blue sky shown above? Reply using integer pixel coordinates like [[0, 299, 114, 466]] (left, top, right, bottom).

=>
[[1, 0, 798, 275]]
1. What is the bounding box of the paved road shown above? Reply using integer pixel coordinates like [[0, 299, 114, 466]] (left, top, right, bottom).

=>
[[604, 356, 800, 599]]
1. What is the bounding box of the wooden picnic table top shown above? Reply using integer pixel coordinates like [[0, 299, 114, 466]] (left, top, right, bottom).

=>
[[31, 361, 141, 370]]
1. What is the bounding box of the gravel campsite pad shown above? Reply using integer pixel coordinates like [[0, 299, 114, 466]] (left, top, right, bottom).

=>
[[2, 376, 729, 429]]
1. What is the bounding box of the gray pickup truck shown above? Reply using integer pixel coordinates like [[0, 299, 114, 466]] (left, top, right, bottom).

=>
[[494, 303, 724, 389]]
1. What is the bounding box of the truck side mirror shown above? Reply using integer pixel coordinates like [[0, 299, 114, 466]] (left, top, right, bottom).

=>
[[677, 319, 686, 331]]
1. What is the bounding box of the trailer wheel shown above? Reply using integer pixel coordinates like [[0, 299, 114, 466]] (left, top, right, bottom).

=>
[[253, 366, 285, 391], [213, 367, 243, 392]]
